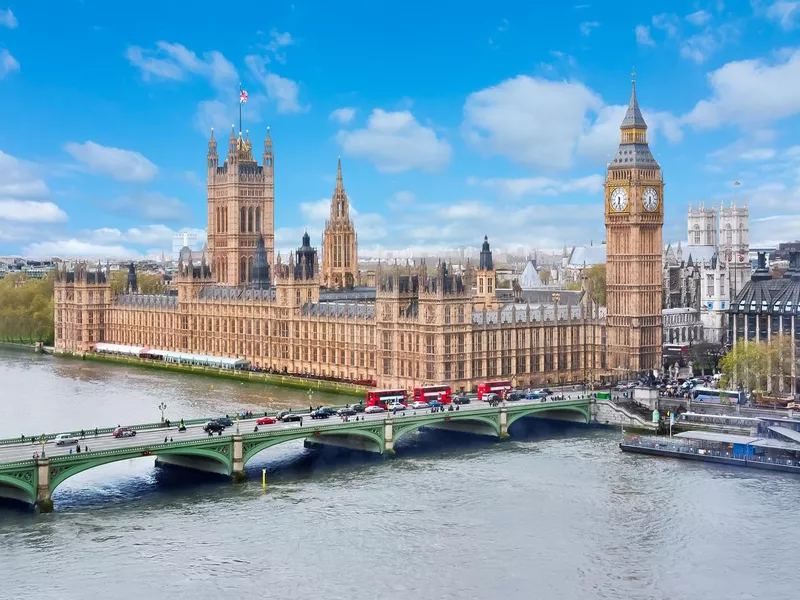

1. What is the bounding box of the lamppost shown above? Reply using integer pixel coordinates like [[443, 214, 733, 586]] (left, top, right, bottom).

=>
[[39, 434, 46, 459], [236, 416, 240, 434], [158, 402, 167, 424]]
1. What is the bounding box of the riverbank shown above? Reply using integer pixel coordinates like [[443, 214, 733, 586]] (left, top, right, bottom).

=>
[[0, 340, 42, 352], [54, 349, 368, 398]]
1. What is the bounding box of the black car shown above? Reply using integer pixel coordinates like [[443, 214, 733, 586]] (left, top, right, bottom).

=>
[[310, 409, 331, 419], [350, 403, 366, 413], [276, 410, 292, 421], [453, 395, 471, 405], [216, 417, 234, 427], [203, 421, 225, 433], [337, 407, 357, 417], [506, 391, 524, 402], [281, 413, 302, 422]]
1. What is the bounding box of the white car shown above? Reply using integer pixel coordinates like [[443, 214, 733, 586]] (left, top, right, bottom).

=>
[[388, 402, 406, 411], [54, 433, 79, 446], [364, 405, 385, 414], [411, 401, 430, 409]]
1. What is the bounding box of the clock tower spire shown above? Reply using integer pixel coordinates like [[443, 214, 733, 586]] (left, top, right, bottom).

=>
[[604, 72, 664, 378]]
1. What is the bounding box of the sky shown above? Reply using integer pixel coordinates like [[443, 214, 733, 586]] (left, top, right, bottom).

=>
[[1, 0, 800, 259]]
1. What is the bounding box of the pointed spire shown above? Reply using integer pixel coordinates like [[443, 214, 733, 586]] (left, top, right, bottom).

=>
[[336, 156, 343, 189], [621, 68, 647, 130]]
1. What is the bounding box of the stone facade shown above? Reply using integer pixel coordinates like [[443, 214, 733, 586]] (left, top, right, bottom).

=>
[[54, 98, 661, 390], [604, 77, 664, 375]]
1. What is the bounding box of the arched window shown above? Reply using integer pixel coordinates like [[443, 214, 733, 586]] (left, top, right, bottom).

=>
[[248, 256, 254, 281], [693, 224, 701, 245], [725, 224, 732, 245], [240, 208, 246, 233], [215, 207, 220, 233], [255, 207, 261, 232], [240, 256, 247, 282], [223, 207, 227, 232], [248, 207, 254, 233]]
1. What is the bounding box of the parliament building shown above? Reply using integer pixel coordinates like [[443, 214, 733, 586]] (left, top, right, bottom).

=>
[[54, 80, 662, 390]]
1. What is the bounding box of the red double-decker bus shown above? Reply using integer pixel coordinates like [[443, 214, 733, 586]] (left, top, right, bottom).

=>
[[477, 380, 512, 401], [365, 389, 408, 408], [413, 384, 452, 404]]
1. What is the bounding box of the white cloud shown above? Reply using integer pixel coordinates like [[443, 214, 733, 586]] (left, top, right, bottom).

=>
[[652, 12, 681, 37], [468, 174, 605, 198], [22, 239, 141, 260], [107, 192, 189, 221], [679, 23, 738, 64], [0, 151, 50, 198], [245, 55, 307, 114], [0, 200, 67, 222], [579, 21, 600, 36], [0, 8, 17, 28], [686, 10, 712, 26], [337, 109, 452, 173], [330, 107, 356, 125], [766, 1, 800, 30], [125, 42, 237, 91], [0, 49, 19, 79], [635, 25, 655, 46], [64, 141, 158, 182], [438, 201, 485, 220], [299, 197, 331, 222], [463, 76, 603, 171], [88, 225, 206, 248], [259, 29, 294, 64], [684, 49, 800, 129]]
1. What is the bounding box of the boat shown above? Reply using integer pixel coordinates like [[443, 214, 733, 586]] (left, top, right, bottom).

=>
[[620, 429, 800, 474]]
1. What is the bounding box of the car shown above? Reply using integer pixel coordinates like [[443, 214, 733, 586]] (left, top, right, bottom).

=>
[[364, 405, 385, 414], [411, 401, 430, 409], [337, 407, 357, 416], [388, 401, 407, 411], [506, 391, 524, 402], [276, 410, 292, 421], [256, 416, 277, 425], [524, 392, 542, 400], [453, 395, 471, 405], [482, 393, 499, 403], [215, 417, 234, 427], [203, 421, 225, 433], [428, 400, 443, 408], [310, 409, 330, 419], [281, 413, 302, 422], [54, 433, 79, 446], [112, 427, 137, 438], [351, 403, 366, 413]]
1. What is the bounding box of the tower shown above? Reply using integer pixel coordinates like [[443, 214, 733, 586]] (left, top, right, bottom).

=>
[[274, 233, 321, 309], [206, 125, 275, 286], [474, 236, 498, 309], [719, 199, 750, 298], [321, 158, 359, 289], [54, 262, 112, 352], [604, 75, 664, 376], [687, 202, 717, 247]]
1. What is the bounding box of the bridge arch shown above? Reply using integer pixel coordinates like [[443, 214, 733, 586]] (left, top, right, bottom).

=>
[[506, 405, 591, 430], [392, 413, 501, 446], [49, 447, 232, 493], [0, 469, 36, 504], [242, 426, 385, 463]]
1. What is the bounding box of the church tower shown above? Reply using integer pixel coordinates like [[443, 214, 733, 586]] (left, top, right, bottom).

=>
[[604, 74, 664, 376], [206, 125, 275, 286], [321, 158, 359, 289], [719, 199, 750, 299]]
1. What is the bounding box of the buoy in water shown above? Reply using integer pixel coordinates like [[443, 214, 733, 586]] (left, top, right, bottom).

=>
[[210, 384, 214, 391]]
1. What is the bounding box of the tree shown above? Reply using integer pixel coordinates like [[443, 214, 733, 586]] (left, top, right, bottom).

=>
[[0, 273, 55, 343], [565, 282, 582, 291], [688, 340, 723, 374], [538, 268, 551, 285], [585, 264, 606, 306], [109, 270, 167, 294], [720, 336, 794, 394]]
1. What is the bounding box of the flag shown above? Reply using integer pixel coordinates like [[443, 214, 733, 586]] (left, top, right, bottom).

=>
[[240, 90, 248, 104]]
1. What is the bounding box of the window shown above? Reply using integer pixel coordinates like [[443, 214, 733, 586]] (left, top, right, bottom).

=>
[[719, 274, 726, 297], [240, 207, 246, 233], [706, 274, 714, 295], [248, 207, 254, 233], [693, 224, 701, 245], [445, 306, 451, 325], [255, 207, 261, 232], [725, 224, 732, 245]]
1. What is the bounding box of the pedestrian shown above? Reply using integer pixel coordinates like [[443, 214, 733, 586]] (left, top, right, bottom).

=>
[[170, 437, 173, 442], [164, 436, 168, 443], [84, 445, 88, 452], [69, 447, 73, 454], [76, 445, 81, 453], [81, 429, 85, 439], [95, 428, 98, 437], [299, 417, 303, 426], [21, 434, 25, 442]]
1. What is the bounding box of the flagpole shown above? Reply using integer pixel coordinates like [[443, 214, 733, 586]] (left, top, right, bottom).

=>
[[239, 82, 243, 136]]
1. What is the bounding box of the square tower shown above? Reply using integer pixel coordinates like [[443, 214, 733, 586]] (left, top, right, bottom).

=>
[[687, 202, 717, 247], [206, 126, 275, 286], [604, 76, 664, 376], [719, 200, 750, 298]]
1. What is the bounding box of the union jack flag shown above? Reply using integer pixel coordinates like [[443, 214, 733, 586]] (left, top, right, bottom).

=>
[[240, 90, 248, 104]]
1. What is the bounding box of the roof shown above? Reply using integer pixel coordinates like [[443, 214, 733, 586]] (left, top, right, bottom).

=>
[[608, 143, 659, 169], [621, 81, 647, 129], [115, 293, 179, 308], [567, 245, 606, 268], [768, 426, 800, 444], [472, 303, 588, 325], [674, 431, 759, 444], [198, 286, 274, 301], [301, 301, 375, 319], [519, 260, 543, 290]]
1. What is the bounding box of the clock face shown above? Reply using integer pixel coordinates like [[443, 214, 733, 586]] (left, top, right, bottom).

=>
[[610, 187, 628, 212], [642, 187, 659, 212]]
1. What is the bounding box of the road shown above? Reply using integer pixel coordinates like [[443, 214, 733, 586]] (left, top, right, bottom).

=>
[[0, 392, 592, 464]]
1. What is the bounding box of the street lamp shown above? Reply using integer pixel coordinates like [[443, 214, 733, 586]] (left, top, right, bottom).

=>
[[236, 416, 240, 434], [158, 402, 167, 424], [39, 434, 46, 459]]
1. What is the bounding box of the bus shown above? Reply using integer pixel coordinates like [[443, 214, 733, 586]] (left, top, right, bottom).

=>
[[477, 380, 512, 401], [691, 387, 746, 405], [365, 389, 408, 408], [413, 385, 452, 405]]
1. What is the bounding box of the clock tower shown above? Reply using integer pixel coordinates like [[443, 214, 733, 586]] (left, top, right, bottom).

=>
[[605, 74, 663, 377]]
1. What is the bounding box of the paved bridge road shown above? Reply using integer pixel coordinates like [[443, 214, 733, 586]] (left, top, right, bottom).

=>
[[0, 393, 591, 464]]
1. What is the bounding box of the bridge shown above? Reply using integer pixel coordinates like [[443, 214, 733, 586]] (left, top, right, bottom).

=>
[[0, 397, 595, 512]]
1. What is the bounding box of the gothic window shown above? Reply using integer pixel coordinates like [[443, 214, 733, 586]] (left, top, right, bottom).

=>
[[693, 225, 701, 245], [255, 207, 261, 232], [240, 208, 246, 233], [706, 275, 714, 295], [719, 274, 726, 296], [240, 256, 247, 282], [248, 207, 254, 233], [725, 224, 732, 245]]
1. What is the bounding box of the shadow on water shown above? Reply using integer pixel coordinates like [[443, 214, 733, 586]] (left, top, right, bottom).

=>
[[0, 416, 595, 515]]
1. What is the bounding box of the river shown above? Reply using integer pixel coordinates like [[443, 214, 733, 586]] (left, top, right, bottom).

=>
[[0, 347, 798, 600]]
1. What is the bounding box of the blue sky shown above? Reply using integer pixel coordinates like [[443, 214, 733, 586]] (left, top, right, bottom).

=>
[[1, 0, 800, 259]]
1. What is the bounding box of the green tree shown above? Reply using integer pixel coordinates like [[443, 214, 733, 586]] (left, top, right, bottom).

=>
[[0, 273, 55, 343], [109, 269, 167, 294], [585, 264, 606, 306], [720, 336, 794, 394], [538, 268, 551, 285]]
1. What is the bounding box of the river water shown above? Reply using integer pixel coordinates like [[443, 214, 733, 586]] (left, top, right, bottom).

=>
[[1, 347, 798, 600]]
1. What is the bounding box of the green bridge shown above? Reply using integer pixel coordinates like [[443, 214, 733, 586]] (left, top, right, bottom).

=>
[[0, 398, 592, 512]]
